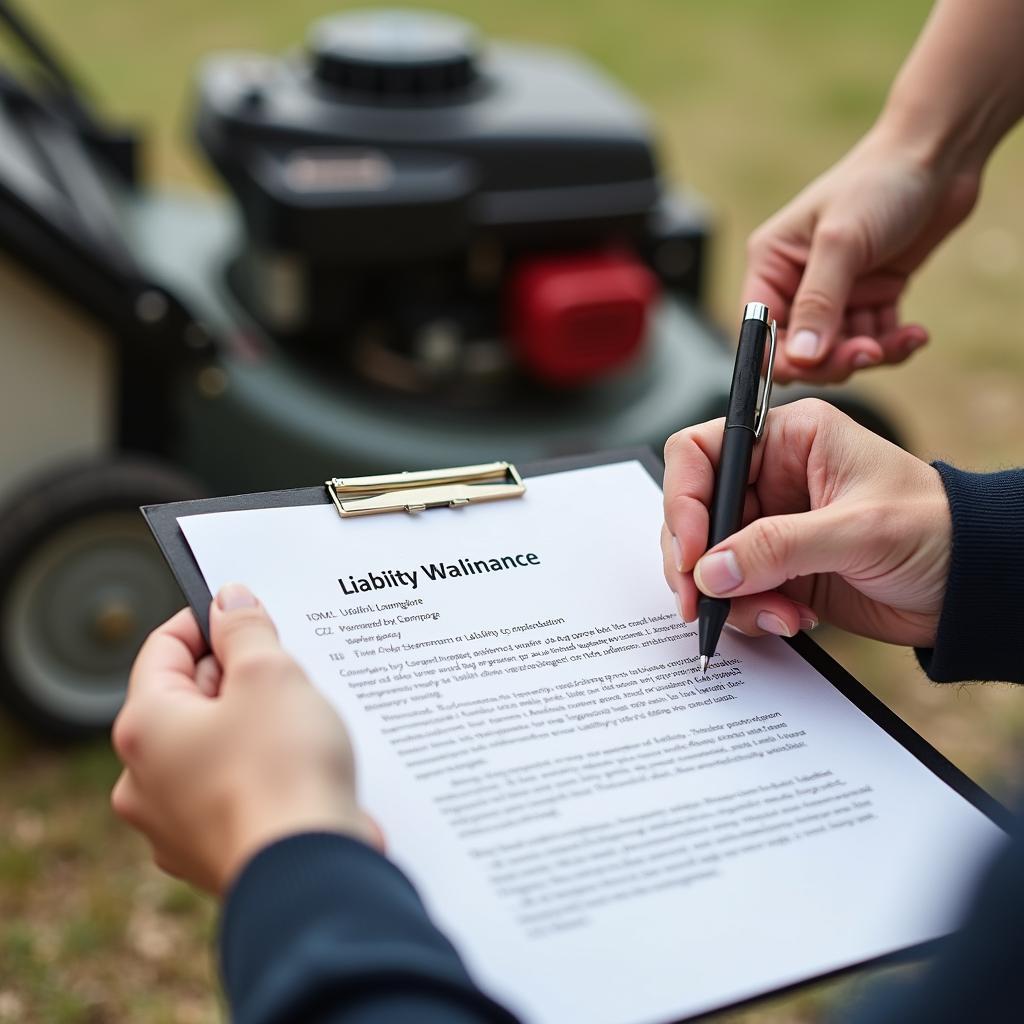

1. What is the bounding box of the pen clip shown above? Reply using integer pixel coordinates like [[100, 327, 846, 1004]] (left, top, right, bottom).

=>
[[753, 318, 777, 440]]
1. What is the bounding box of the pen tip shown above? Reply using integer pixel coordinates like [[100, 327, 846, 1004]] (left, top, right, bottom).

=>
[[699, 655, 709, 676]]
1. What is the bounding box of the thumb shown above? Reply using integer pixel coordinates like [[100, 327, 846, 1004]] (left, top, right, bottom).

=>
[[694, 506, 859, 598], [209, 583, 282, 671], [785, 222, 860, 366]]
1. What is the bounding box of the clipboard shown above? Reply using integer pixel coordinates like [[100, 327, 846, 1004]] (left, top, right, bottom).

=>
[[142, 446, 1010, 1023]]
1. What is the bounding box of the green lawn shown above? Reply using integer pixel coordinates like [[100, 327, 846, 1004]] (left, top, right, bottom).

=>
[[2, 1, 1024, 1021]]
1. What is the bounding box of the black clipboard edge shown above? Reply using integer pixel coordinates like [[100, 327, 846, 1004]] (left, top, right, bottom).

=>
[[142, 445, 1011, 1022], [144, 481, 330, 646]]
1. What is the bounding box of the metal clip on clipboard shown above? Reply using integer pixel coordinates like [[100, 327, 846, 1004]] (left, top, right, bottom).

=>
[[325, 462, 526, 518]]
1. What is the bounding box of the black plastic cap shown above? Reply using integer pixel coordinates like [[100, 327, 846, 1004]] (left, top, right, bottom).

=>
[[309, 9, 481, 98]]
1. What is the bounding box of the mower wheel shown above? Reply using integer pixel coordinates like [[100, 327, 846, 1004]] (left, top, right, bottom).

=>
[[0, 457, 202, 740]]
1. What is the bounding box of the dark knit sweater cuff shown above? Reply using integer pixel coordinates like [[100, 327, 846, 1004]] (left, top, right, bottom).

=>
[[220, 832, 515, 1024], [915, 463, 1024, 683]]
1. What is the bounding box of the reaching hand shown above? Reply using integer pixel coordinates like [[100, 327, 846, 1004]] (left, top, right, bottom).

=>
[[744, 127, 980, 384], [661, 399, 951, 648], [112, 585, 381, 894]]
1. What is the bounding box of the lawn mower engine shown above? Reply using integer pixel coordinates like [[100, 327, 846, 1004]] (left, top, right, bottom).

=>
[[197, 10, 705, 400], [0, 5, 897, 737], [173, 7, 728, 486]]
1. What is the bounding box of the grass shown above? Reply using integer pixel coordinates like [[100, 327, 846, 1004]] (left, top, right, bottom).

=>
[[3, 0, 1024, 1021], [0, 713, 218, 1023]]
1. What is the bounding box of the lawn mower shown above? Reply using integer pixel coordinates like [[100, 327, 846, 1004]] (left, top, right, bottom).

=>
[[0, 3, 898, 737]]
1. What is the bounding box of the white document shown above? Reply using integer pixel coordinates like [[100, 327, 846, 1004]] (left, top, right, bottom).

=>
[[178, 460, 1005, 1024]]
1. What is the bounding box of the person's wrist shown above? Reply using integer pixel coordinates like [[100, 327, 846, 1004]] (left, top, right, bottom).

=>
[[872, 89, 990, 181], [910, 463, 953, 644], [217, 794, 375, 894]]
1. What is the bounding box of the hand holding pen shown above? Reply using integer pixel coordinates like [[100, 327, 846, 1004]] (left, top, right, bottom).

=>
[[660, 395, 952, 660]]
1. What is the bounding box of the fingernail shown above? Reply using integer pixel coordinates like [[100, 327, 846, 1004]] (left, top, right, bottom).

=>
[[671, 534, 683, 572], [852, 351, 880, 369], [217, 583, 258, 611], [695, 550, 743, 595], [756, 612, 794, 637], [905, 336, 927, 354], [724, 622, 753, 636], [786, 329, 821, 361], [674, 591, 684, 622], [799, 615, 819, 631]]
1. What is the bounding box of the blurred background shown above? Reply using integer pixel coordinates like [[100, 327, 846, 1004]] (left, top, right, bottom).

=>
[[1, 1, 1023, 1021]]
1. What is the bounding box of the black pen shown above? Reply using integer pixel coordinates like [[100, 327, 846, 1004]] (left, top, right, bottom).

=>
[[698, 301, 777, 675]]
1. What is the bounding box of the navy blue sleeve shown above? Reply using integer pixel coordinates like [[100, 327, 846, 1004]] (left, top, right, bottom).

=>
[[915, 463, 1024, 683], [220, 832, 520, 1024]]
